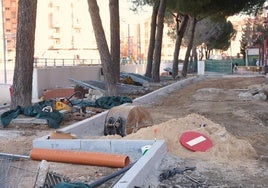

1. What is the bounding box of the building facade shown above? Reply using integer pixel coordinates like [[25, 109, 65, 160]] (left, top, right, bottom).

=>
[[1, 0, 18, 63], [4, 1, 257, 66], [1, 0, 179, 64]]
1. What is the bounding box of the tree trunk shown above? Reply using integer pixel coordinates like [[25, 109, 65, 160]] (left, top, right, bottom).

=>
[[145, 0, 160, 78], [109, 0, 120, 82], [152, 0, 167, 82], [10, 0, 37, 109], [87, 0, 117, 96], [172, 14, 189, 79], [182, 17, 197, 77]]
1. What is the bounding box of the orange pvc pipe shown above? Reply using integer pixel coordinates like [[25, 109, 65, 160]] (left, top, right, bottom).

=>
[[30, 148, 130, 168]]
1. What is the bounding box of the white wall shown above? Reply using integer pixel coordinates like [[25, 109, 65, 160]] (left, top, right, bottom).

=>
[[2, 63, 172, 103], [120, 64, 147, 74], [32, 66, 102, 101], [32, 64, 154, 101], [0, 84, 12, 104]]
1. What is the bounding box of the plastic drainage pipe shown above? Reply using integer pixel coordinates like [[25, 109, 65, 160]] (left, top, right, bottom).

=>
[[30, 148, 130, 168]]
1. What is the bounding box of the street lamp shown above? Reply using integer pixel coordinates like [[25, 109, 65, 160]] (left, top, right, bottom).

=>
[[1, 0, 7, 83]]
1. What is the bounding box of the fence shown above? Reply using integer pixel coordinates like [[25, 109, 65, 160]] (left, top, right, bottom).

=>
[[204, 59, 245, 74], [34, 58, 102, 67]]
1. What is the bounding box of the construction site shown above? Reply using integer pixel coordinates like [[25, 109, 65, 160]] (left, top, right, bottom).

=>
[[0, 73, 268, 187]]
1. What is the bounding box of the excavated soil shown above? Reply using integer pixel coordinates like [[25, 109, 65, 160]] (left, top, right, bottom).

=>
[[0, 75, 268, 187]]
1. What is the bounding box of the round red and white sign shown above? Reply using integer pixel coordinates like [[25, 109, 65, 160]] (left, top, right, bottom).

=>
[[179, 131, 213, 152]]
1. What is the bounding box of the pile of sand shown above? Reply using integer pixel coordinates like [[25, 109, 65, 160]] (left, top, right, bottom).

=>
[[105, 113, 257, 163]]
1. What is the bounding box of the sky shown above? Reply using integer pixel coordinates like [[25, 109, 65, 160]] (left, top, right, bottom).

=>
[[98, 1, 152, 24], [119, 1, 152, 23]]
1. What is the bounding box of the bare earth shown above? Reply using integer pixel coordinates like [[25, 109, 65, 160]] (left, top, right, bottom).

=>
[[0, 75, 268, 187], [141, 76, 268, 187]]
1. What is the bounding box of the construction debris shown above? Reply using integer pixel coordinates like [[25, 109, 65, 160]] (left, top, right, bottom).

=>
[[120, 72, 151, 86], [34, 160, 70, 188], [69, 79, 146, 95], [34, 160, 50, 188], [104, 105, 154, 137], [48, 131, 77, 139], [69, 78, 105, 94]]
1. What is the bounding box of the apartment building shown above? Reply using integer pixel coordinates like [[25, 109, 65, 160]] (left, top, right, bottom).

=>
[[35, 0, 98, 59], [1, 0, 18, 63], [0, 0, 179, 64]]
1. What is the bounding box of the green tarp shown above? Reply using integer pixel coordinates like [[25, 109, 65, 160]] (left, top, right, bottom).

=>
[[71, 96, 133, 109], [0, 100, 64, 128], [54, 182, 91, 188], [0, 96, 132, 129]]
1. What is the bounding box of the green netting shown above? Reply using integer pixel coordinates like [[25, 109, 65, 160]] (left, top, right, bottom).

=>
[[247, 55, 259, 66], [204, 59, 245, 74], [188, 61, 197, 73]]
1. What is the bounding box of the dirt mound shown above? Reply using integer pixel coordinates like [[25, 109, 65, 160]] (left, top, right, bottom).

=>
[[105, 113, 257, 163]]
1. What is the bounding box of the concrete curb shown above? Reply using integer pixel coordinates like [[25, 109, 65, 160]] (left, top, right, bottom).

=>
[[133, 76, 206, 104]]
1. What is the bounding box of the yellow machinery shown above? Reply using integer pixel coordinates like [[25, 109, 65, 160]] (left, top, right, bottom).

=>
[[53, 98, 72, 111], [52, 91, 84, 111]]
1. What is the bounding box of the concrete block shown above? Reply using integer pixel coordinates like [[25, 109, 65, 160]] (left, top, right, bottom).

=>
[[33, 139, 82, 150], [109, 140, 154, 153], [59, 110, 108, 136], [11, 117, 47, 125], [42, 88, 74, 100], [114, 140, 166, 188]]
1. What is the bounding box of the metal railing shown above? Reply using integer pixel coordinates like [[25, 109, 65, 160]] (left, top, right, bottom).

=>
[[33, 58, 150, 67], [33, 58, 102, 67]]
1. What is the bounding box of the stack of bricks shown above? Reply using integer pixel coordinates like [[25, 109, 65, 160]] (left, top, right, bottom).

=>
[[42, 88, 74, 100]]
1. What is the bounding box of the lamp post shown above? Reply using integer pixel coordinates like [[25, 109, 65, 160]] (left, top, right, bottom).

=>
[[1, 0, 7, 83], [127, 23, 130, 59]]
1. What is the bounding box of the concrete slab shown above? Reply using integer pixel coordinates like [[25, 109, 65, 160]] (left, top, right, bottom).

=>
[[11, 117, 47, 125]]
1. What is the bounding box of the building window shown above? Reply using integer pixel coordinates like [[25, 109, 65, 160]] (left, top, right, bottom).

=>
[[11, 1, 16, 7], [12, 12, 16, 19]]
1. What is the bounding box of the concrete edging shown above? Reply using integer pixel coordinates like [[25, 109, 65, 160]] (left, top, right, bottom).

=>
[[114, 140, 166, 187], [133, 76, 206, 104]]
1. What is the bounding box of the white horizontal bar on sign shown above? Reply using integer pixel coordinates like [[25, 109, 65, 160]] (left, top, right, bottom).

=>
[[186, 136, 206, 146]]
